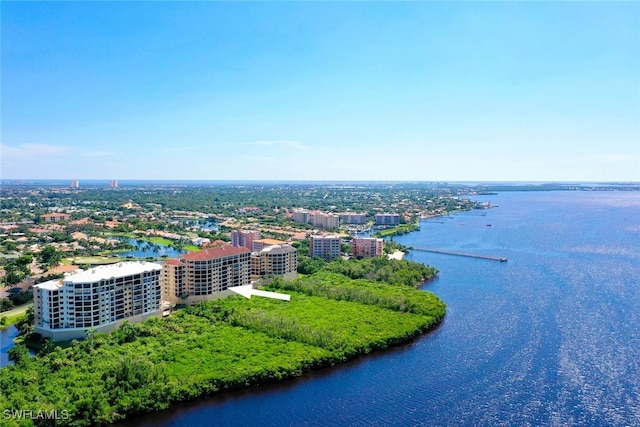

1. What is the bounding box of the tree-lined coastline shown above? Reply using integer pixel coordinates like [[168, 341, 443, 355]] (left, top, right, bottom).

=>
[[0, 270, 445, 426]]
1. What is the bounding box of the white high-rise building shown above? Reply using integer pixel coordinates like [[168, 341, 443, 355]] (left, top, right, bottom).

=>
[[33, 262, 162, 341]]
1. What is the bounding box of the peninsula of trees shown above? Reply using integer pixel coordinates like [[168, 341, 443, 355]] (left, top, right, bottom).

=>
[[0, 269, 445, 426]]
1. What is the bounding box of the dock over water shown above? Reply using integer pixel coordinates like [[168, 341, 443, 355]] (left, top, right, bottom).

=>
[[412, 247, 508, 262]]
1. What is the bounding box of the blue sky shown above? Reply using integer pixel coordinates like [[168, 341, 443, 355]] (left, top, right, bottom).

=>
[[2, 1, 639, 182]]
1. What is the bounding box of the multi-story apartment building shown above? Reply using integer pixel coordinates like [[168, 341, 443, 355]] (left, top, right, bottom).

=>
[[352, 237, 384, 258], [33, 261, 162, 341], [252, 238, 286, 252], [162, 259, 185, 302], [230, 229, 261, 250], [311, 212, 339, 229], [251, 245, 298, 281], [309, 235, 341, 259], [375, 213, 400, 226], [162, 245, 251, 304], [291, 210, 311, 224], [340, 213, 367, 224], [40, 213, 71, 223]]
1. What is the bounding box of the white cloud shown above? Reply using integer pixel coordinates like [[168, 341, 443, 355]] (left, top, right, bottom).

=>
[[0, 143, 71, 159]]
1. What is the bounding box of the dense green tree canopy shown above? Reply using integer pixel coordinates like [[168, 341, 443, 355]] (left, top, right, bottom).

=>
[[0, 273, 445, 426]]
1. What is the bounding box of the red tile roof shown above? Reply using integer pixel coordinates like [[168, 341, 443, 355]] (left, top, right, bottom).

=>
[[181, 245, 250, 261], [163, 259, 183, 266]]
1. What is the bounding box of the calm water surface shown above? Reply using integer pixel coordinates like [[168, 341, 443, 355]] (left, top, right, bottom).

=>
[[116, 192, 640, 425], [116, 238, 187, 258], [0, 325, 20, 367]]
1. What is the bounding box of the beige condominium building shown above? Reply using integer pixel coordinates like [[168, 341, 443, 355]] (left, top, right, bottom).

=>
[[33, 261, 162, 341], [309, 234, 341, 259], [162, 245, 251, 304], [251, 244, 298, 281], [40, 213, 71, 223], [311, 212, 339, 229], [252, 238, 286, 252]]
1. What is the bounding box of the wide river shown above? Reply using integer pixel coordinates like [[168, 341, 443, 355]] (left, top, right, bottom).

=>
[[96, 191, 640, 425]]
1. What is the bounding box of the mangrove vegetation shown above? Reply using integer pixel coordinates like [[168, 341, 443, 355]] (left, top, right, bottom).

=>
[[0, 272, 445, 426]]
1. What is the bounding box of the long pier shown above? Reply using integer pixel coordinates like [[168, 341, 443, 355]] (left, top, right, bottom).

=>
[[412, 247, 508, 262]]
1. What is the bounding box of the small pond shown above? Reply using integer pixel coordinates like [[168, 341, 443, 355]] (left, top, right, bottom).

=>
[[113, 238, 188, 259]]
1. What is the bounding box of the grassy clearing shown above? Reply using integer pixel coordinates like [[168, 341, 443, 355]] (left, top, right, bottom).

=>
[[69, 256, 123, 265], [0, 302, 32, 326]]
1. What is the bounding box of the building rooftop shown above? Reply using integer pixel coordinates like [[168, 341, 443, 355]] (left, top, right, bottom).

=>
[[254, 238, 286, 245], [35, 279, 64, 291], [261, 245, 296, 255], [181, 245, 250, 261], [60, 261, 162, 284]]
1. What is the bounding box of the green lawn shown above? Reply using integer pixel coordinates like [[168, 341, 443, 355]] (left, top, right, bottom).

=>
[[68, 256, 123, 265], [0, 302, 32, 326]]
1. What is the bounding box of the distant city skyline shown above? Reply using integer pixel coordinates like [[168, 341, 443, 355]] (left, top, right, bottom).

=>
[[2, 2, 639, 182]]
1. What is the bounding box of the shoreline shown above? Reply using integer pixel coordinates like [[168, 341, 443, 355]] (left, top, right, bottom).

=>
[[1, 278, 446, 425], [387, 250, 405, 260]]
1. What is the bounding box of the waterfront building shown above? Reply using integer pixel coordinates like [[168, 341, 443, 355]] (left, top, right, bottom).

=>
[[109, 180, 118, 188], [251, 245, 298, 281], [340, 213, 367, 224], [230, 229, 261, 250], [40, 213, 71, 223], [162, 259, 186, 301], [311, 212, 339, 229], [162, 245, 251, 304], [375, 213, 400, 226], [252, 238, 287, 252], [309, 235, 341, 259], [70, 180, 79, 189], [352, 237, 384, 258], [33, 261, 162, 341]]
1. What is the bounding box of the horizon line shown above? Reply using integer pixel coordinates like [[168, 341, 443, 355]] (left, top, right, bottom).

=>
[[2, 179, 639, 185]]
